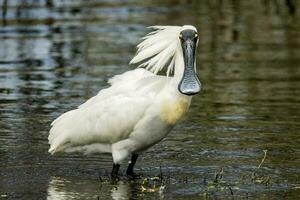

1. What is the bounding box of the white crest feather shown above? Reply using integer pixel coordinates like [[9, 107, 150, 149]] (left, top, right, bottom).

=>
[[130, 25, 197, 76]]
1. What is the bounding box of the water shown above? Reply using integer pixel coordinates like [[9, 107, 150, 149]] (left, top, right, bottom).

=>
[[1, 0, 300, 199]]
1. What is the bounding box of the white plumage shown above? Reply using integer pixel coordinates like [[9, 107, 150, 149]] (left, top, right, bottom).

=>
[[48, 25, 200, 167]]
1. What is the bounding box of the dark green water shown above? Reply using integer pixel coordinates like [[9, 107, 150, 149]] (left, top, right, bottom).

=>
[[0, 0, 300, 199]]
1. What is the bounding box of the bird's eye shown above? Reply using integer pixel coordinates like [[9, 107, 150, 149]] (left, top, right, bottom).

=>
[[179, 34, 183, 39], [194, 33, 198, 38]]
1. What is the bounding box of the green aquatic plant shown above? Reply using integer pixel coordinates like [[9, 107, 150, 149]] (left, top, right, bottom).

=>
[[251, 150, 271, 186]]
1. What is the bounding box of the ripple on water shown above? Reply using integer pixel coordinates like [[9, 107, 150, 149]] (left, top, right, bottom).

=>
[[1, 0, 300, 199]]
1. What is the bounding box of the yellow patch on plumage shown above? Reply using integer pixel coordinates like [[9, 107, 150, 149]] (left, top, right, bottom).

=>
[[160, 99, 189, 124]]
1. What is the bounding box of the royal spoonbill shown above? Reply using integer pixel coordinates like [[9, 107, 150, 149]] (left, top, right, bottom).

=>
[[48, 25, 201, 179]]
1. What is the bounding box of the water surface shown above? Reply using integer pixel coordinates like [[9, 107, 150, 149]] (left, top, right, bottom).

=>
[[1, 0, 300, 199]]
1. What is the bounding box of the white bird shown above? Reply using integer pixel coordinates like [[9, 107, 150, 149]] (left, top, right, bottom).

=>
[[48, 25, 201, 179]]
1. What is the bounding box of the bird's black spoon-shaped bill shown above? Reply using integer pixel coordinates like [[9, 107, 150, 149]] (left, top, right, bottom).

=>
[[178, 30, 201, 96]]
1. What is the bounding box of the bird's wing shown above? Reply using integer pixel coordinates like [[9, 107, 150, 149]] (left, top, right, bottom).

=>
[[108, 68, 154, 86], [48, 68, 167, 154], [77, 68, 156, 109]]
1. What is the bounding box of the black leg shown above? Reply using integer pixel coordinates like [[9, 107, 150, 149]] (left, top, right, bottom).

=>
[[126, 154, 139, 179], [111, 163, 120, 181]]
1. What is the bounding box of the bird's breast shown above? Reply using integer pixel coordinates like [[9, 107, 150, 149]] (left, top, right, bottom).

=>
[[159, 98, 190, 125]]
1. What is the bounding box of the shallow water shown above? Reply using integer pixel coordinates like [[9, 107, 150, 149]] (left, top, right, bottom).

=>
[[0, 0, 300, 199]]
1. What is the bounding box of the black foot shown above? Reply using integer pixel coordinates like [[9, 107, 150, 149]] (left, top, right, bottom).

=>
[[126, 171, 142, 180], [111, 163, 120, 182], [126, 154, 139, 180], [111, 176, 120, 183]]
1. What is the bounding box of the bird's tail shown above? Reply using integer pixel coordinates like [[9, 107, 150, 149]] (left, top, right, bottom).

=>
[[48, 109, 78, 154]]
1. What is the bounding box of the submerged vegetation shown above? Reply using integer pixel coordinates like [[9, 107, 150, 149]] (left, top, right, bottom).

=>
[[93, 150, 295, 199], [1, 0, 300, 199]]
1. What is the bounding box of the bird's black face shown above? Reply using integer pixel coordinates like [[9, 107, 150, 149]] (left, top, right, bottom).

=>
[[178, 29, 201, 96]]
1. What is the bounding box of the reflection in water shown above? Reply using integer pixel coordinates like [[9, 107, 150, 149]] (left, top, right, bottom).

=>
[[110, 181, 130, 200], [47, 177, 71, 200], [1, 0, 300, 199], [47, 176, 155, 200], [47, 176, 102, 200]]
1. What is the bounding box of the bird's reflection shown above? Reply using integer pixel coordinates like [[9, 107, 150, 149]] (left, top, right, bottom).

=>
[[47, 177, 71, 200], [110, 181, 131, 200], [47, 176, 146, 200]]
